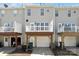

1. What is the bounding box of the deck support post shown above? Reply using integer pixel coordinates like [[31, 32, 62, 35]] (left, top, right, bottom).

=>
[[35, 36, 37, 47], [50, 34, 53, 48], [26, 34, 28, 47], [61, 35, 64, 49], [15, 35, 18, 47]]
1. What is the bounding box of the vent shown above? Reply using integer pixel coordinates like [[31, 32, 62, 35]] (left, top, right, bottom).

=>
[[4, 4, 8, 8]]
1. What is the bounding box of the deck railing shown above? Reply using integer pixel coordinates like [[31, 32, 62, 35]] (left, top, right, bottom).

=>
[[26, 25, 53, 32], [0, 21, 22, 33], [58, 23, 79, 32], [0, 27, 14, 32]]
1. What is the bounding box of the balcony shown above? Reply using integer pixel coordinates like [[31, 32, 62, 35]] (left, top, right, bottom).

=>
[[26, 25, 53, 32], [25, 22, 53, 36], [0, 21, 22, 33], [58, 23, 79, 33]]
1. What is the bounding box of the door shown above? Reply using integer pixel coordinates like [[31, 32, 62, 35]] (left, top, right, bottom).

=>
[[64, 37, 76, 47], [11, 37, 21, 47], [37, 36, 50, 47], [4, 37, 9, 47], [17, 37, 21, 45], [11, 37, 15, 47]]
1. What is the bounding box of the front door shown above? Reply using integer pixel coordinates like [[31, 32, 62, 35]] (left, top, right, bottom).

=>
[[11, 37, 21, 47], [11, 37, 15, 47], [4, 37, 9, 47], [17, 37, 21, 45]]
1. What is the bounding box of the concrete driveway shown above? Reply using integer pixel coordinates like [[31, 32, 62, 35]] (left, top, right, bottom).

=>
[[31, 47, 54, 56], [66, 47, 79, 55], [0, 47, 15, 56]]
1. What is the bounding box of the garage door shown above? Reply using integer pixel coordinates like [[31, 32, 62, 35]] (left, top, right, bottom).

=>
[[64, 37, 76, 47], [37, 36, 50, 47]]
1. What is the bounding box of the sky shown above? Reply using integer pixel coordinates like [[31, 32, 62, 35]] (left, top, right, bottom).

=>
[[0, 3, 79, 8]]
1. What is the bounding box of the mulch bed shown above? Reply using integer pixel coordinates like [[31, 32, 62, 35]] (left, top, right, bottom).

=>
[[8, 48, 32, 56], [52, 48, 78, 56]]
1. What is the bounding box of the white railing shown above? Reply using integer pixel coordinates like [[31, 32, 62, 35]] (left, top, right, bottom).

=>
[[0, 21, 22, 33], [0, 27, 14, 32], [58, 24, 79, 32], [26, 25, 53, 32]]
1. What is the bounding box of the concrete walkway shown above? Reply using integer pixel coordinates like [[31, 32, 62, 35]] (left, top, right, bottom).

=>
[[0, 47, 15, 56], [31, 47, 54, 56]]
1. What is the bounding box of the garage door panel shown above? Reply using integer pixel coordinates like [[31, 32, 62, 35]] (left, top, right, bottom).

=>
[[37, 36, 50, 47], [64, 37, 76, 47]]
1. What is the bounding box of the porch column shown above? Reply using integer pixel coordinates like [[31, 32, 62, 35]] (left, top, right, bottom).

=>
[[50, 34, 53, 48], [15, 35, 18, 47], [26, 34, 28, 46], [35, 36, 37, 47], [61, 35, 64, 49], [51, 35, 53, 44]]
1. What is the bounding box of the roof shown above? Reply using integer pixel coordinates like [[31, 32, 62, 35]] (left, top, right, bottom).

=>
[[0, 3, 79, 8]]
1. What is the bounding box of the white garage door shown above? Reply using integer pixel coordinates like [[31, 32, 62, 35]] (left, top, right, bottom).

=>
[[64, 37, 76, 47], [37, 36, 50, 47]]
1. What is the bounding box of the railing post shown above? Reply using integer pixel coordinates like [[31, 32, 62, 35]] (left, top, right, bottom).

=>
[[71, 24, 72, 32], [63, 26, 64, 32], [75, 26, 77, 32]]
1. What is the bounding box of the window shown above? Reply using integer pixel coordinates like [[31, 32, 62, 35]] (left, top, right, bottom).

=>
[[0, 10, 5, 16], [45, 23, 48, 30], [40, 9, 44, 16], [47, 9, 49, 12], [68, 10, 71, 17], [73, 10, 76, 13], [30, 22, 49, 31], [55, 10, 58, 17], [13, 10, 17, 16], [27, 9, 31, 16], [41, 23, 44, 26], [35, 23, 40, 26], [64, 23, 71, 31], [41, 23, 44, 30], [5, 38, 8, 42], [45, 23, 48, 26], [35, 23, 40, 31], [30, 23, 34, 31], [72, 24, 75, 32]]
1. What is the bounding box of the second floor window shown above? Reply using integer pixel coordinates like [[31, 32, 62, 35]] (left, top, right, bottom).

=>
[[40, 9, 44, 16], [0, 10, 5, 17], [55, 10, 58, 17], [68, 10, 71, 17], [13, 10, 17, 16], [27, 9, 31, 16]]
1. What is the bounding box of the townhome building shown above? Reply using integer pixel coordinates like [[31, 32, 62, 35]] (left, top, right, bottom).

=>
[[0, 4, 79, 49]]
